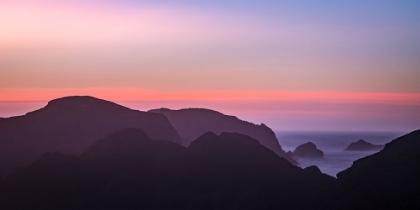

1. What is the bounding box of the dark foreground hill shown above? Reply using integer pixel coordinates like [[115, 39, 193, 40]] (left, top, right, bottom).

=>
[[323, 130, 420, 209], [0, 96, 181, 176], [149, 108, 297, 164], [1, 128, 419, 210], [0, 128, 334, 210]]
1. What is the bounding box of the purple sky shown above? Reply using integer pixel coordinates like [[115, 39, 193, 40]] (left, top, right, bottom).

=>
[[1, 0, 419, 131]]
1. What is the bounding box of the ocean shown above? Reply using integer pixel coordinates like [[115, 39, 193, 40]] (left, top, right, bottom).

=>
[[276, 131, 405, 177]]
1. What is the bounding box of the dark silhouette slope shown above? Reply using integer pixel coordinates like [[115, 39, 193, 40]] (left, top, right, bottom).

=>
[[79, 128, 188, 175], [148, 108, 297, 164], [0, 128, 334, 210], [344, 139, 384, 151], [324, 130, 420, 210], [0, 96, 181, 175], [291, 142, 324, 158]]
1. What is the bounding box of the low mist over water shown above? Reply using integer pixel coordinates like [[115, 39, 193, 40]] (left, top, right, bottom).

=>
[[277, 131, 404, 176]]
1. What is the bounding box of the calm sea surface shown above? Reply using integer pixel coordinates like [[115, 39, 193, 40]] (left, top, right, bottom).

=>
[[276, 131, 404, 177]]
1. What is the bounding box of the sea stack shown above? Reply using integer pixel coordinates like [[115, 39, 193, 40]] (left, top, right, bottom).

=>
[[292, 142, 324, 158], [344, 139, 384, 151]]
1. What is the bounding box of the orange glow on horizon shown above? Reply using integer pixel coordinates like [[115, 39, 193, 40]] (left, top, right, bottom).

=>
[[1, 88, 419, 106]]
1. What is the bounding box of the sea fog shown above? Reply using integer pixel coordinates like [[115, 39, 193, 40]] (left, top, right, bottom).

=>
[[276, 131, 404, 177]]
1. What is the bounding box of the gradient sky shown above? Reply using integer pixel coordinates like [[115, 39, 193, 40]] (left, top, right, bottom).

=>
[[1, 0, 419, 131]]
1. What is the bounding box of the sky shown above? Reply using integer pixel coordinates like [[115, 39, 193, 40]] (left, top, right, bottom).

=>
[[0, 0, 419, 132]]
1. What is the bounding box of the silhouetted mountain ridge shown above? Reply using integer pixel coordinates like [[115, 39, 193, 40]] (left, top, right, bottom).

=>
[[0, 128, 334, 210], [79, 128, 188, 174], [2, 96, 419, 209], [0, 96, 181, 175], [46, 96, 129, 110], [149, 108, 297, 164], [3, 128, 420, 209]]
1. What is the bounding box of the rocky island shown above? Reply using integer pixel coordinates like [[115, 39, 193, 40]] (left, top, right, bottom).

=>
[[344, 139, 384, 151], [291, 142, 324, 158]]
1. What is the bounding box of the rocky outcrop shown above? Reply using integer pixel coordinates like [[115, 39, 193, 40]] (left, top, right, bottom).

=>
[[344, 139, 384, 151], [292, 142, 324, 158], [149, 108, 297, 164]]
